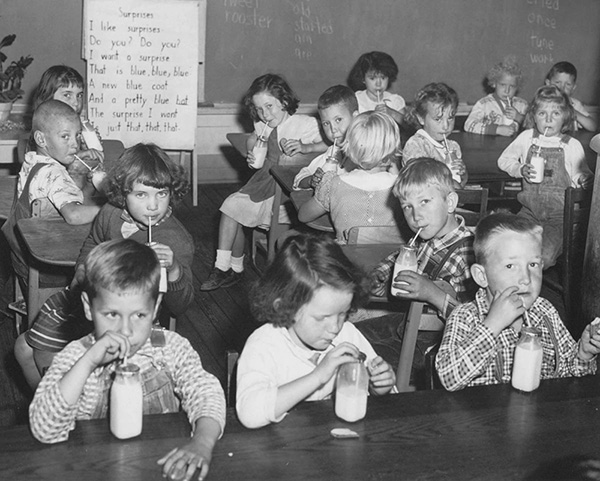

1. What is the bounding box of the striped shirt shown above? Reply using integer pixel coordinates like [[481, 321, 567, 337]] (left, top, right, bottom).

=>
[[436, 289, 597, 391]]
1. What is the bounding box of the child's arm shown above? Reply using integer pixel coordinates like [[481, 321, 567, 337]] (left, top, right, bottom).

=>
[[297, 171, 333, 223], [571, 98, 598, 132], [298, 196, 327, 223], [391, 272, 456, 314], [369, 251, 399, 297], [464, 99, 498, 135], [497, 132, 529, 178], [367, 356, 396, 395], [280, 138, 327, 156], [59, 202, 101, 225], [578, 318, 600, 363], [375, 103, 405, 124], [565, 138, 594, 189]]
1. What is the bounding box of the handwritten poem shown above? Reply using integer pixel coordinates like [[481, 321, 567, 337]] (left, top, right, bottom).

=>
[[526, 0, 559, 65], [83, 0, 198, 150]]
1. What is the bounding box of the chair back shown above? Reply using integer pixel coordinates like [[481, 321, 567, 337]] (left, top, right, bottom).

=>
[[347, 225, 405, 245], [456, 187, 489, 228]]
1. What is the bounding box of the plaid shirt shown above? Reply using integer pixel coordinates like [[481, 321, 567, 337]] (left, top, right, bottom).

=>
[[436, 289, 597, 391], [371, 216, 476, 319]]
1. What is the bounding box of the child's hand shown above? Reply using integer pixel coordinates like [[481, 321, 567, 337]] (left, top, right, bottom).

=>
[[149, 242, 181, 282], [505, 106, 517, 120], [391, 271, 437, 302], [497, 124, 517, 137], [484, 286, 525, 336], [451, 159, 466, 176], [77, 148, 104, 163], [246, 149, 260, 169], [374, 103, 388, 114], [369, 268, 389, 297], [367, 356, 396, 395], [84, 330, 130, 368], [520, 163, 536, 183], [313, 342, 362, 386], [280, 138, 304, 156], [579, 318, 600, 361], [578, 174, 594, 189], [157, 443, 212, 481], [310, 168, 325, 189], [571, 97, 584, 113]]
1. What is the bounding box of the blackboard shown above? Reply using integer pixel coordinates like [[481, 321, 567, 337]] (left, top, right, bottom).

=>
[[205, 0, 600, 106], [82, 0, 199, 150]]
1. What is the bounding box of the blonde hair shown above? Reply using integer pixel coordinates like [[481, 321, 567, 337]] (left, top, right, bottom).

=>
[[343, 111, 401, 170], [393, 158, 455, 201], [487, 55, 523, 88]]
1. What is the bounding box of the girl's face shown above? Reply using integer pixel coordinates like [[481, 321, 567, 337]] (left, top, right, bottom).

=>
[[125, 181, 171, 228], [494, 73, 518, 101], [534, 100, 566, 137], [252, 91, 288, 128], [53, 83, 84, 115], [364, 70, 389, 100], [419, 101, 456, 142], [288, 284, 353, 351]]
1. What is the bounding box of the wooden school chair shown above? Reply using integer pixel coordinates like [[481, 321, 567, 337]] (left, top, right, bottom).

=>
[[455, 187, 489, 229]]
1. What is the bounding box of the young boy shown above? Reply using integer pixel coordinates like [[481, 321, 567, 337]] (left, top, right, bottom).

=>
[[436, 213, 599, 391], [29, 239, 225, 480], [358, 158, 477, 375], [1, 99, 100, 289], [545, 61, 598, 132], [292, 85, 358, 190]]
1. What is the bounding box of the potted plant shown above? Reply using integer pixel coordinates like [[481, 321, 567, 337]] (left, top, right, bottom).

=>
[[0, 34, 33, 122]]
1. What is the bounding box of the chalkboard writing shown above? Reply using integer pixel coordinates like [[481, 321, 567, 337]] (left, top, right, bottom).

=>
[[205, 0, 600, 106], [83, 0, 198, 150]]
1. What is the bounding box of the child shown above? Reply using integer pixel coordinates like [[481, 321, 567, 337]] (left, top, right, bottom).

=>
[[298, 111, 402, 244], [545, 61, 598, 132], [236, 233, 396, 429], [293, 85, 358, 190], [358, 159, 476, 372], [348, 51, 405, 124], [464, 56, 528, 136], [200, 73, 325, 292], [29, 239, 225, 481], [1, 100, 101, 291], [402, 83, 468, 188], [435, 213, 599, 391], [497, 85, 593, 268], [15, 143, 194, 389]]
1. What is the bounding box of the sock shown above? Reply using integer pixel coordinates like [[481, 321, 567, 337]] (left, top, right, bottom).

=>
[[215, 250, 232, 272], [230, 255, 245, 273]]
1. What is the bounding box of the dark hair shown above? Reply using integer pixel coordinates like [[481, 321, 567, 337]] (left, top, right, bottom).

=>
[[31, 99, 80, 134], [317, 85, 359, 113], [545, 61, 578, 83], [83, 239, 160, 301], [406, 82, 459, 130], [242, 74, 299, 122], [524, 85, 576, 134], [474, 212, 542, 265], [348, 51, 399, 91], [33, 65, 85, 110], [105, 143, 189, 208], [250, 233, 368, 327]]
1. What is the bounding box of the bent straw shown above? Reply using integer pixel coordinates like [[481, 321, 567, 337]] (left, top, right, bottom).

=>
[[74, 155, 93, 171], [409, 227, 423, 247]]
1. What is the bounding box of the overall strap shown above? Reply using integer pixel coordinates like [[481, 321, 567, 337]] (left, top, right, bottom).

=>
[[430, 235, 472, 280]]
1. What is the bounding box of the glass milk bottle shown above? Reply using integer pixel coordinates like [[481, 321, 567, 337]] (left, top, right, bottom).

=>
[[511, 326, 543, 392], [529, 145, 545, 184], [390, 245, 418, 296], [335, 353, 369, 422], [322, 142, 340, 173], [251, 134, 268, 169], [110, 363, 143, 439], [81, 119, 104, 151]]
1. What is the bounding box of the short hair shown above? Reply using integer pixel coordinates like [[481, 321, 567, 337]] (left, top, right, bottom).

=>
[[317, 85, 359, 113], [347, 51, 399, 91], [473, 212, 543, 265], [250, 233, 368, 328], [487, 55, 523, 88], [32, 99, 80, 135], [545, 61, 578, 83], [407, 82, 459, 130], [344, 111, 401, 170], [242, 74, 299, 122], [33, 65, 85, 110], [82, 239, 161, 301], [105, 143, 189, 208], [524, 85, 576, 134], [393, 158, 455, 201]]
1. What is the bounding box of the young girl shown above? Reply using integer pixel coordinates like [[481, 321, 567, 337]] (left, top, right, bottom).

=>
[[464, 56, 528, 136], [200, 74, 325, 292], [348, 51, 405, 124], [14, 143, 194, 389], [236, 233, 395, 429], [298, 111, 404, 244], [497, 85, 593, 268], [402, 82, 468, 188]]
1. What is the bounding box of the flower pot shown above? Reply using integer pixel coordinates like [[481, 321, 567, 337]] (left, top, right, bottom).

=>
[[0, 102, 12, 123]]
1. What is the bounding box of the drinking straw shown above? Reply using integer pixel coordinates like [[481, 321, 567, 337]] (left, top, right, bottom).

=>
[[523, 306, 530, 327], [259, 122, 268, 139], [74, 155, 93, 171], [147, 215, 152, 243], [543, 127, 549, 137], [442, 134, 450, 153], [377, 91, 381, 104], [123, 352, 128, 366], [409, 227, 423, 247]]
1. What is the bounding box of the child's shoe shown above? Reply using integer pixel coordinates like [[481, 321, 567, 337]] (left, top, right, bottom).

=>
[[200, 267, 243, 291]]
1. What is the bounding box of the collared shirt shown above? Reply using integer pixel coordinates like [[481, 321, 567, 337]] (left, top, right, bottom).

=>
[[371, 215, 475, 319], [436, 289, 597, 391], [464, 93, 528, 135], [402, 129, 463, 166]]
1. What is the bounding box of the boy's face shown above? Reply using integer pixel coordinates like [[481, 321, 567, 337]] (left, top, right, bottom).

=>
[[399, 184, 458, 241], [319, 103, 356, 145], [82, 287, 159, 357], [474, 231, 543, 310], [534, 100, 566, 137], [546, 72, 576, 96], [494, 73, 518, 101], [418, 102, 456, 142], [364, 70, 389, 99], [36, 116, 81, 166], [252, 91, 288, 128], [288, 285, 353, 351], [53, 83, 84, 115], [126, 181, 171, 228]]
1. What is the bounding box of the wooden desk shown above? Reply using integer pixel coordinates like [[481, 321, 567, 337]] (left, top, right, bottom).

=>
[[3, 375, 600, 480]]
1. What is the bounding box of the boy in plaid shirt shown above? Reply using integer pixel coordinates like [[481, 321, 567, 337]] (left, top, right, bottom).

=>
[[436, 213, 599, 391], [358, 158, 476, 377]]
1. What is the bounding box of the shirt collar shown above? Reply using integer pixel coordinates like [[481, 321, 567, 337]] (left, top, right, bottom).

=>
[[419, 215, 468, 256], [416, 129, 446, 150], [120, 206, 173, 238]]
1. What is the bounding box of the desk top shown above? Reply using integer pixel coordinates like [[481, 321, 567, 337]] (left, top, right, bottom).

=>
[[3, 375, 600, 480]]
